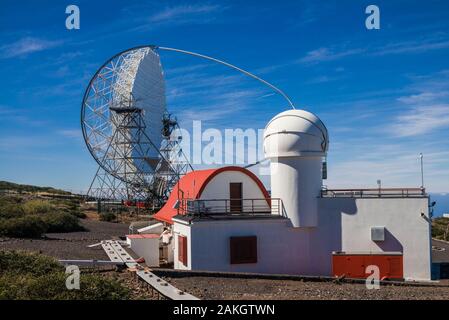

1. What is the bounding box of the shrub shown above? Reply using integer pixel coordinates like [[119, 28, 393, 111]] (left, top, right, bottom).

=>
[[0, 181, 70, 195], [432, 217, 449, 240], [0, 251, 62, 276], [0, 251, 130, 300], [0, 195, 22, 205], [99, 212, 117, 222], [0, 203, 25, 219], [0, 212, 84, 238], [67, 209, 86, 219], [0, 215, 47, 238], [22, 200, 53, 214], [0, 272, 130, 300], [50, 199, 86, 219], [41, 212, 84, 233]]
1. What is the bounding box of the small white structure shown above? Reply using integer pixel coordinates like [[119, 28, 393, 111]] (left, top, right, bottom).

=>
[[126, 234, 160, 267], [152, 109, 432, 281]]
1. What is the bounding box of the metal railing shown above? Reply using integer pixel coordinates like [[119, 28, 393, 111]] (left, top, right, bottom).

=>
[[321, 187, 427, 198], [177, 198, 284, 218]]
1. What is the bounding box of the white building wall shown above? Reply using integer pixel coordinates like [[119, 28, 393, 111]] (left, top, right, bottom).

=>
[[172, 197, 432, 281], [317, 197, 432, 281], [128, 238, 160, 267], [173, 221, 192, 270], [175, 218, 314, 275]]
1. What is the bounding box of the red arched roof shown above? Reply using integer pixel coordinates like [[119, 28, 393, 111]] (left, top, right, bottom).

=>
[[153, 166, 270, 224]]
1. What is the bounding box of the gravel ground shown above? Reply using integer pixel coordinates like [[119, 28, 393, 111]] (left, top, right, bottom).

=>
[[2, 218, 448, 300], [165, 276, 449, 300], [0, 219, 129, 260]]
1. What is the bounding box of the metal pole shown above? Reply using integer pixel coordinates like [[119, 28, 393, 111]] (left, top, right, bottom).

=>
[[420, 153, 424, 189]]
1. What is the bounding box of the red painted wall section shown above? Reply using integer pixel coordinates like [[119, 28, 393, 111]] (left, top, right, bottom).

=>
[[332, 254, 404, 280]]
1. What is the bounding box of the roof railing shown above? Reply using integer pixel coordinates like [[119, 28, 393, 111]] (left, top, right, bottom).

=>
[[177, 198, 285, 218], [321, 187, 426, 198]]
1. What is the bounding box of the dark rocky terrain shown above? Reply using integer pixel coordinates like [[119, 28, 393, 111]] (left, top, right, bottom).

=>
[[166, 275, 449, 300], [0, 219, 129, 260]]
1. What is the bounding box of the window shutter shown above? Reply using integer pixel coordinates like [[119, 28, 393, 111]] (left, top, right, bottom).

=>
[[230, 236, 257, 264]]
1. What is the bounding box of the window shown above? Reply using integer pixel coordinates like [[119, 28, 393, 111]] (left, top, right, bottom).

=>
[[230, 236, 257, 264], [178, 235, 188, 265]]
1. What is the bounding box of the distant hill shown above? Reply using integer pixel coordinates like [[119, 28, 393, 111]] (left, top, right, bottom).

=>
[[432, 217, 449, 241], [0, 181, 70, 195], [430, 193, 449, 217]]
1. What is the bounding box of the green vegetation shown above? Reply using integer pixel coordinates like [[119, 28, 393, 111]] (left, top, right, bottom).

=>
[[0, 180, 70, 195], [0, 216, 48, 238], [99, 212, 117, 222], [0, 251, 130, 300], [432, 217, 449, 241], [23, 199, 53, 214], [0, 195, 85, 238], [51, 198, 86, 218], [42, 212, 84, 233]]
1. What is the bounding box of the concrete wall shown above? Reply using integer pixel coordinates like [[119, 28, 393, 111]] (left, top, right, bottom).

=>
[[172, 197, 432, 281], [174, 217, 316, 275], [129, 238, 159, 267], [317, 197, 432, 281]]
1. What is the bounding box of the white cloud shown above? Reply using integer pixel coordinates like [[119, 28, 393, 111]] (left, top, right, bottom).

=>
[[391, 104, 449, 137], [149, 4, 223, 23], [299, 35, 449, 65], [391, 71, 449, 137], [164, 63, 210, 76], [0, 37, 61, 59], [58, 129, 82, 139], [298, 47, 364, 64], [306, 75, 343, 84], [397, 91, 449, 104], [374, 39, 449, 56], [327, 138, 449, 192]]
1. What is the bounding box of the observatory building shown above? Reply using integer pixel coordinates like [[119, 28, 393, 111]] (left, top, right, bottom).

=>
[[144, 109, 432, 281], [82, 46, 431, 282]]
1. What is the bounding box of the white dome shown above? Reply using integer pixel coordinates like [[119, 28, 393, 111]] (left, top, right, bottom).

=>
[[263, 109, 329, 158]]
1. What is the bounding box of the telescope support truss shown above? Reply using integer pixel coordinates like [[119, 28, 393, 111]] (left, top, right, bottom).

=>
[[86, 105, 190, 205]]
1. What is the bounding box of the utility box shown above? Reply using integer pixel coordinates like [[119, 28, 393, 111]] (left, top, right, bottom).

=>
[[371, 226, 385, 241], [332, 252, 403, 280]]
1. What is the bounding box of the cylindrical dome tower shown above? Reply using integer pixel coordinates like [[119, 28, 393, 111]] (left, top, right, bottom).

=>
[[263, 109, 328, 227]]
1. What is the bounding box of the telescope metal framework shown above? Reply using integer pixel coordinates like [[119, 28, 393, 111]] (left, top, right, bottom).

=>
[[83, 48, 191, 204], [86, 98, 189, 204], [83, 45, 294, 205]]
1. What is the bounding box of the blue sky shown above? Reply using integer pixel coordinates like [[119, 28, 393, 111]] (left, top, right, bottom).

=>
[[1, 0, 449, 206]]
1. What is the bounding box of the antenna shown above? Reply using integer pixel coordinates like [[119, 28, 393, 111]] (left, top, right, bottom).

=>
[[420, 153, 424, 189]]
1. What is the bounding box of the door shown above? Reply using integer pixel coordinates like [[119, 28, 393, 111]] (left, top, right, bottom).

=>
[[229, 182, 242, 213], [178, 235, 188, 266]]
